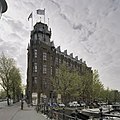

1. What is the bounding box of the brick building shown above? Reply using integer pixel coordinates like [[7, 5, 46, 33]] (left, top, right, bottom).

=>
[[26, 21, 93, 104]]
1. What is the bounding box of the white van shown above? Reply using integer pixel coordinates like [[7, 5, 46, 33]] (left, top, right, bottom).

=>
[[69, 101, 80, 107]]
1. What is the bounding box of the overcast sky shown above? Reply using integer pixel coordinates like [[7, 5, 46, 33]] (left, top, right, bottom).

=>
[[0, 0, 120, 90]]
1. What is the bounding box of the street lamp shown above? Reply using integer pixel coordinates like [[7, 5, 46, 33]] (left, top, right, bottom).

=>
[[0, 0, 8, 18]]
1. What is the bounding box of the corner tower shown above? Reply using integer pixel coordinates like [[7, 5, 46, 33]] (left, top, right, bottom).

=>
[[27, 22, 55, 104]]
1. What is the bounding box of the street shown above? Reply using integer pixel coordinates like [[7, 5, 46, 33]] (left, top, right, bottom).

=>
[[0, 101, 48, 120]]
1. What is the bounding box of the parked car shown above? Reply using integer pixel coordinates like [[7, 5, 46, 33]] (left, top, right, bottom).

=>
[[69, 101, 80, 107], [48, 102, 58, 107], [79, 101, 86, 107], [58, 103, 65, 107]]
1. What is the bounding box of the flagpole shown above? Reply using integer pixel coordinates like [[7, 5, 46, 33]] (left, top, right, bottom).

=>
[[43, 8, 45, 41], [28, 12, 33, 30], [48, 18, 49, 29], [31, 12, 33, 30], [44, 8, 45, 24]]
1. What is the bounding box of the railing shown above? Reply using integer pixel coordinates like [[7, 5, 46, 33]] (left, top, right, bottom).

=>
[[50, 109, 82, 120], [35, 104, 82, 120], [36, 104, 120, 120]]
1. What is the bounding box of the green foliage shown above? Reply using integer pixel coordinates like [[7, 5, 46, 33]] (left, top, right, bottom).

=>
[[0, 90, 6, 99], [52, 64, 120, 103], [0, 53, 22, 104], [0, 53, 15, 92], [92, 70, 120, 103], [80, 70, 93, 101], [9, 66, 22, 102], [92, 70, 104, 100], [52, 64, 81, 103], [52, 64, 94, 102]]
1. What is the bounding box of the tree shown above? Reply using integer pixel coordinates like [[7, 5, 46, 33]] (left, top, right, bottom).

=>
[[92, 70, 104, 101], [80, 71, 93, 102], [0, 53, 22, 105], [52, 64, 81, 103], [0, 90, 6, 99], [9, 66, 22, 103]]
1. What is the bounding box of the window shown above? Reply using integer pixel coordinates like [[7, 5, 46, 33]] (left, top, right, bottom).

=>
[[55, 57, 58, 64], [63, 59, 66, 64], [34, 63, 37, 72], [34, 49, 37, 58], [33, 77, 37, 85], [34, 77, 37, 84], [38, 33, 43, 40], [43, 79, 47, 89], [43, 52, 47, 61], [34, 33, 37, 40], [67, 61, 69, 66], [43, 64, 47, 74], [59, 59, 61, 64], [44, 82, 47, 88], [51, 56, 52, 61], [51, 66, 52, 75], [56, 68, 58, 74], [33, 62, 37, 72]]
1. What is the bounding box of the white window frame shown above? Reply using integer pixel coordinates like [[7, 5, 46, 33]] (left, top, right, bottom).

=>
[[43, 64, 47, 74], [43, 52, 47, 61]]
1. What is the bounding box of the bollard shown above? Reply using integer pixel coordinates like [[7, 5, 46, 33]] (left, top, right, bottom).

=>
[[43, 103, 45, 114], [21, 99, 24, 110], [46, 105, 49, 117], [99, 107, 103, 120]]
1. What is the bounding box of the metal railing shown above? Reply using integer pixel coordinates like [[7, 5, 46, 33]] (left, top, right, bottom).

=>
[[36, 104, 120, 120], [51, 109, 82, 120], [35, 103, 82, 120]]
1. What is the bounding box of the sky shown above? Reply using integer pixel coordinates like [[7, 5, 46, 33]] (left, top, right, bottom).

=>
[[0, 0, 120, 90]]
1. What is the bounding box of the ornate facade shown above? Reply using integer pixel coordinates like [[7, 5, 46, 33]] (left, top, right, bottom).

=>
[[26, 22, 93, 104]]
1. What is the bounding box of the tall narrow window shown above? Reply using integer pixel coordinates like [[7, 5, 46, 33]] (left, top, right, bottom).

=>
[[43, 64, 47, 74], [34, 33, 37, 40], [44, 82, 47, 88], [51, 66, 53, 75], [32, 76, 37, 85], [51, 56, 53, 62], [59, 59, 61, 64], [34, 49, 37, 58], [55, 57, 58, 64], [33, 62, 37, 72], [67, 61, 69, 67], [43, 52, 47, 61], [34, 77, 37, 84], [56, 68, 58, 75], [38, 33, 42, 40]]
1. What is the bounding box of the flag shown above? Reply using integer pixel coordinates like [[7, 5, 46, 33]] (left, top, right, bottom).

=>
[[36, 9, 45, 15], [28, 13, 32, 21]]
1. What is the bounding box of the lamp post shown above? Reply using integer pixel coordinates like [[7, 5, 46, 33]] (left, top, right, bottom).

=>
[[0, 0, 8, 18]]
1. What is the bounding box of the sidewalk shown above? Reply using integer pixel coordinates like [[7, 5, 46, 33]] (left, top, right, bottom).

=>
[[12, 102, 49, 120]]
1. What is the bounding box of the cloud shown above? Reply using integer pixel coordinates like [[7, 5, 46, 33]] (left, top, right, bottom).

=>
[[0, 38, 4, 44], [0, 0, 120, 90]]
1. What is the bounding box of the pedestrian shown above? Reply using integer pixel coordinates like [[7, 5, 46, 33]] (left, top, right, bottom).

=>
[[21, 98, 24, 110]]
